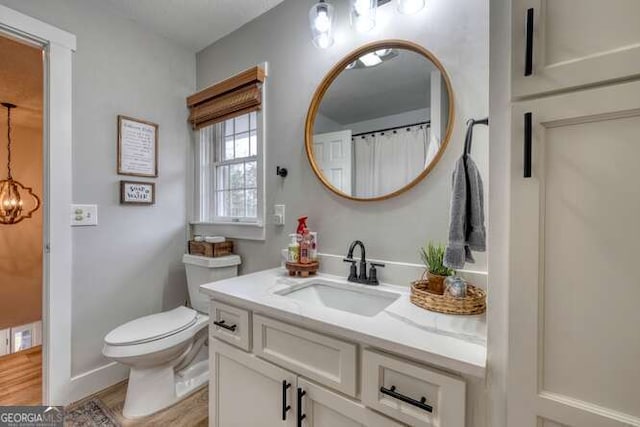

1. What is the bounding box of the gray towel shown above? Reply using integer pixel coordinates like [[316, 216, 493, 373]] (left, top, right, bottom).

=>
[[444, 123, 486, 269]]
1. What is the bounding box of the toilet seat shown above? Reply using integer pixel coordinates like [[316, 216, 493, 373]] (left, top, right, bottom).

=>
[[103, 310, 208, 361], [105, 306, 198, 346]]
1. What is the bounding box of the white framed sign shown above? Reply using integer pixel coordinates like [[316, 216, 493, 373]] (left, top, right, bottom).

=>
[[120, 180, 155, 205], [117, 115, 158, 177]]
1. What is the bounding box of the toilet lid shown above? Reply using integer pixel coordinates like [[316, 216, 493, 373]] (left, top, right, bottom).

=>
[[105, 306, 198, 346]]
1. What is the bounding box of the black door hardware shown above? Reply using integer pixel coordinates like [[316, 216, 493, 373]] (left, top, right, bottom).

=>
[[297, 387, 306, 427], [524, 112, 532, 178], [212, 319, 237, 332], [282, 380, 291, 421], [380, 385, 433, 413], [525, 8, 534, 76], [276, 166, 288, 177]]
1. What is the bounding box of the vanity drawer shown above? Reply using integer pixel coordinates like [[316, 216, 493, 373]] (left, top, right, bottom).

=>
[[362, 349, 466, 427], [209, 300, 251, 351], [253, 314, 357, 397]]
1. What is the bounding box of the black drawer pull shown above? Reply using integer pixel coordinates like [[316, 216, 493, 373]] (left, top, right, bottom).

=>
[[282, 380, 291, 420], [380, 385, 433, 413], [297, 387, 306, 427], [525, 7, 534, 76], [213, 319, 237, 332], [524, 112, 532, 178]]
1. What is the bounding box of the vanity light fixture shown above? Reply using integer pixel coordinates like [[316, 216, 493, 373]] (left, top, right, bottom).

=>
[[309, 0, 335, 49], [397, 0, 426, 15], [0, 102, 40, 225], [350, 0, 377, 33], [310, 0, 426, 48]]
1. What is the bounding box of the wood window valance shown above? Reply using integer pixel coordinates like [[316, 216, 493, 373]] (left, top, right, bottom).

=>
[[187, 66, 265, 130]]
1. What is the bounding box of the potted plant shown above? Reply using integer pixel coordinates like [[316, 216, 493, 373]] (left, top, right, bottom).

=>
[[419, 242, 455, 295]]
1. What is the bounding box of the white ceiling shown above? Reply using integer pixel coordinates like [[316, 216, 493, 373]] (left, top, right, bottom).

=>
[[100, 0, 286, 52], [318, 49, 438, 125]]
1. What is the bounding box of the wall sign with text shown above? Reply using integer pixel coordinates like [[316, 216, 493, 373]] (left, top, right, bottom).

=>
[[117, 115, 158, 177], [120, 181, 155, 205]]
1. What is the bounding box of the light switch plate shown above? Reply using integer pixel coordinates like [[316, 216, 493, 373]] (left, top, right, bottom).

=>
[[274, 204, 285, 226], [71, 204, 98, 226]]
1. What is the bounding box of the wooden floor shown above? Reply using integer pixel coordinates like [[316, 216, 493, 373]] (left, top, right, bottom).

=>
[[0, 346, 42, 405], [69, 380, 209, 427]]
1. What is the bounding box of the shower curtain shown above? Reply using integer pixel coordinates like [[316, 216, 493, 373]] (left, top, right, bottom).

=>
[[354, 125, 434, 197]]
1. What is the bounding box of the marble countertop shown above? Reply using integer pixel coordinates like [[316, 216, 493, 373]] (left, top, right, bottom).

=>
[[200, 268, 487, 378]]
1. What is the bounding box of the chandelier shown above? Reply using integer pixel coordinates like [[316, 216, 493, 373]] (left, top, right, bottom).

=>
[[0, 102, 40, 225]]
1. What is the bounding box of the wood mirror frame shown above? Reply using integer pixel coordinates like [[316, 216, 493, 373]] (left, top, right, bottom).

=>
[[305, 39, 455, 201]]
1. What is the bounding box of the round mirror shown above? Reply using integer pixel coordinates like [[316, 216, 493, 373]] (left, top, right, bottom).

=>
[[305, 40, 454, 201]]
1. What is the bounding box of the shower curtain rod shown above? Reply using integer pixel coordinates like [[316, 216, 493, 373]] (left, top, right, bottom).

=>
[[351, 120, 431, 138]]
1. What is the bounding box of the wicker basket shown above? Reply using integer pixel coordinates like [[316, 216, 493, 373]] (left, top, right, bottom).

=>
[[188, 240, 234, 257], [410, 279, 486, 315]]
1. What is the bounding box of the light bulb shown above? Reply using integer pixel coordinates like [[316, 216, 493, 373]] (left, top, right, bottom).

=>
[[314, 10, 330, 32], [397, 0, 426, 14], [309, 1, 334, 49], [350, 0, 376, 33], [354, 0, 369, 14], [316, 33, 333, 49]]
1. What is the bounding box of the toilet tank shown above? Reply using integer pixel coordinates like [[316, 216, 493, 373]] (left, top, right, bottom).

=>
[[182, 254, 241, 314]]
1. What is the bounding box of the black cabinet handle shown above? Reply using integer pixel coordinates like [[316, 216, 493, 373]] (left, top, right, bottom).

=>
[[380, 385, 433, 413], [212, 319, 237, 332], [525, 7, 534, 76], [297, 387, 306, 427], [524, 112, 532, 178], [282, 380, 291, 421]]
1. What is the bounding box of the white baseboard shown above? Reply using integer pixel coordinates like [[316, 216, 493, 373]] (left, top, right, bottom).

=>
[[67, 361, 129, 404]]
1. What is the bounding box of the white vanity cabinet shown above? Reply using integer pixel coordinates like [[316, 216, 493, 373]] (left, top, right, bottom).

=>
[[210, 339, 297, 427], [209, 300, 468, 427], [297, 378, 404, 427], [511, 0, 640, 97]]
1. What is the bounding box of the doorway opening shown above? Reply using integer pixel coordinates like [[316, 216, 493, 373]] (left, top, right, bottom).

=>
[[0, 32, 45, 405]]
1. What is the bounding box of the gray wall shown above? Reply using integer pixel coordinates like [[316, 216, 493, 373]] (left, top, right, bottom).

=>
[[0, 0, 196, 376], [195, 0, 489, 277]]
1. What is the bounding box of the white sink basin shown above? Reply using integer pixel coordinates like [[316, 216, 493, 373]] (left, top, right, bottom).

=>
[[276, 280, 400, 317]]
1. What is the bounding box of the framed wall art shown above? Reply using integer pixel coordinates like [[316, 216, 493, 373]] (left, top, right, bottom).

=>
[[117, 115, 158, 177], [120, 180, 155, 205]]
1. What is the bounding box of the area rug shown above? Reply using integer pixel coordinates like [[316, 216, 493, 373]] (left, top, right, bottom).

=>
[[64, 399, 120, 427]]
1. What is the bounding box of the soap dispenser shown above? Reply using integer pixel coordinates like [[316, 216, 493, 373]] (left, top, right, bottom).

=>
[[287, 234, 300, 263]]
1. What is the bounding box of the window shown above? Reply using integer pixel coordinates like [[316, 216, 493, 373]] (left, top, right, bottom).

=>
[[187, 65, 266, 236], [195, 111, 263, 225]]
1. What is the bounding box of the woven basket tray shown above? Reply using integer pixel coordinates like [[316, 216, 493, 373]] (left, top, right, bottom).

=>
[[410, 279, 486, 315]]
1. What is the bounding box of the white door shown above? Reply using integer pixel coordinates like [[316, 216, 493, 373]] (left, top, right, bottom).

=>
[[313, 130, 352, 195], [509, 81, 640, 426], [297, 378, 405, 427], [210, 339, 297, 427], [0, 328, 9, 357], [512, 0, 640, 97]]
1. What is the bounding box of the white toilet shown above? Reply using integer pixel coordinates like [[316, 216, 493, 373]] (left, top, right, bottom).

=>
[[103, 254, 241, 418]]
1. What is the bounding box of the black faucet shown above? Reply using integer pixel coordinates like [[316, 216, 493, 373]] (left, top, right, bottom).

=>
[[343, 240, 385, 286]]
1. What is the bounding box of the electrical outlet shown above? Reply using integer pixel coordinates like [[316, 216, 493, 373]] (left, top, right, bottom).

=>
[[71, 204, 98, 226]]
